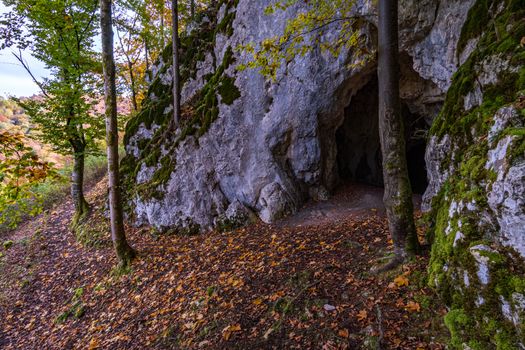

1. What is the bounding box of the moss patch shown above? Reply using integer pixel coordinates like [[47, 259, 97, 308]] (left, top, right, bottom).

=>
[[457, 0, 495, 55], [55, 287, 85, 324], [216, 0, 240, 38], [218, 75, 241, 105], [2, 240, 13, 250], [123, 0, 240, 145], [433, 0, 525, 139], [74, 207, 111, 248]]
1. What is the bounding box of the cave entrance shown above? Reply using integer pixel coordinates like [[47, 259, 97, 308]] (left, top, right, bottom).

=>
[[335, 77, 429, 194]]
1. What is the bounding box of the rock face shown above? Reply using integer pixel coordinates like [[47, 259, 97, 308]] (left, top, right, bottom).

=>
[[423, 0, 525, 347], [122, 0, 469, 231], [122, 0, 525, 346]]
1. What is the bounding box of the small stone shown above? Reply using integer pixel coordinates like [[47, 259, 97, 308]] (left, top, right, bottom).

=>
[[323, 304, 336, 311]]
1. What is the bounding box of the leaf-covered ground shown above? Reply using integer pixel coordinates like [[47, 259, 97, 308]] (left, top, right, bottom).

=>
[[0, 178, 448, 349]]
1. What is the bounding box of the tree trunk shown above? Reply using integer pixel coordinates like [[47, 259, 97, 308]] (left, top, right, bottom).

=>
[[171, 0, 181, 126], [128, 60, 138, 111], [100, 0, 135, 266], [116, 28, 138, 112], [377, 0, 419, 260], [70, 148, 89, 229], [190, 0, 195, 20], [144, 39, 150, 79], [160, 1, 165, 49]]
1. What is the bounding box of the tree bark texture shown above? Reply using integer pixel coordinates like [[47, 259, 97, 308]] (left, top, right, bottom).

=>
[[378, 0, 419, 258], [171, 0, 181, 126], [70, 149, 89, 228], [144, 39, 151, 81], [100, 0, 135, 265]]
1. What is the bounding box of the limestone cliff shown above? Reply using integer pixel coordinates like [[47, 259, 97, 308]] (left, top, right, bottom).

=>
[[122, 0, 471, 231]]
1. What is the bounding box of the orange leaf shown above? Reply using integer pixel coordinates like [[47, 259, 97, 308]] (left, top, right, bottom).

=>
[[269, 291, 285, 301], [222, 324, 241, 340], [88, 338, 100, 350], [356, 309, 368, 321], [338, 328, 349, 338], [393, 275, 409, 287], [405, 301, 421, 313]]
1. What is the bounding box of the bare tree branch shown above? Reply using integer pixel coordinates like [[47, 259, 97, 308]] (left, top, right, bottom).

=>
[[12, 49, 50, 98]]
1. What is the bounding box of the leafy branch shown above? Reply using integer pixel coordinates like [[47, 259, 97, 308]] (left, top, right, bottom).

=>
[[237, 0, 376, 80]]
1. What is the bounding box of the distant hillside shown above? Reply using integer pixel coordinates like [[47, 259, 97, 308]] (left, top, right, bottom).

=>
[[0, 97, 30, 131], [0, 96, 67, 167]]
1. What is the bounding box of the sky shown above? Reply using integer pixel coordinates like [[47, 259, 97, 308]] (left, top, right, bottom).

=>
[[0, 3, 50, 97]]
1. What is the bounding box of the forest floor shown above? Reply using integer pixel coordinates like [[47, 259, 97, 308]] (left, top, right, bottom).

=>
[[0, 177, 449, 349]]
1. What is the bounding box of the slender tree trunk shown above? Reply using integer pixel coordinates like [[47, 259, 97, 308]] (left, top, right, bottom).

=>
[[144, 39, 150, 78], [190, 0, 195, 20], [160, 1, 165, 48], [128, 60, 138, 111], [116, 28, 139, 112], [100, 0, 135, 266], [171, 0, 181, 126], [378, 0, 419, 261], [70, 148, 89, 228]]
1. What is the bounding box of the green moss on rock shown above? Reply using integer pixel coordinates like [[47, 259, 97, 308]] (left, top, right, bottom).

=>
[[433, 0, 525, 140], [3, 240, 13, 250], [457, 0, 495, 55], [121, 1, 242, 208], [216, 0, 240, 37], [428, 1, 525, 348], [218, 76, 241, 105]]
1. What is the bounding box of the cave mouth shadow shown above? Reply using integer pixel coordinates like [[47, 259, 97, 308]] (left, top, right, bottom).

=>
[[335, 77, 429, 195]]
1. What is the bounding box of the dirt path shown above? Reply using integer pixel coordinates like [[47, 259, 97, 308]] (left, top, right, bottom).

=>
[[0, 179, 446, 350]]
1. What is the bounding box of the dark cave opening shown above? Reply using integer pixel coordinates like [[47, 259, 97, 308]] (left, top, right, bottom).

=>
[[335, 77, 429, 194]]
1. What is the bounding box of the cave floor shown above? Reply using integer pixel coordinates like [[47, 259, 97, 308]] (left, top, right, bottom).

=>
[[0, 178, 447, 350], [277, 182, 422, 228]]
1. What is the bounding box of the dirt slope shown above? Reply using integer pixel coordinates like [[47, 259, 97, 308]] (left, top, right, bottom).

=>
[[0, 179, 447, 349]]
